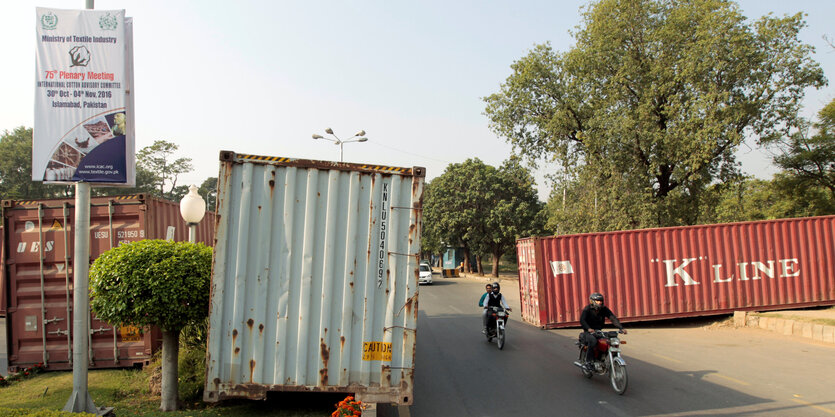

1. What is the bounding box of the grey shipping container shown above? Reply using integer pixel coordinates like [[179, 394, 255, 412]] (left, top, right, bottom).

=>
[[1, 194, 214, 372], [204, 152, 425, 406]]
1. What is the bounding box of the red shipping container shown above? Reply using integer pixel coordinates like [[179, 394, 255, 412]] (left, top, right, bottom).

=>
[[516, 216, 835, 328], [1, 194, 214, 371]]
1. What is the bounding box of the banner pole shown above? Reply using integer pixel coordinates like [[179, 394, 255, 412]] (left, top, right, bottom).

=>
[[63, 3, 100, 414], [63, 182, 99, 414]]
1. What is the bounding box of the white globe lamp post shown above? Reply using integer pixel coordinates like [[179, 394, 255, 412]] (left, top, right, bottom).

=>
[[179, 185, 206, 243]]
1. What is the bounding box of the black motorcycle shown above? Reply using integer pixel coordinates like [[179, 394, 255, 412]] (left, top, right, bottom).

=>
[[573, 330, 628, 394], [484, 306, 509, 350]]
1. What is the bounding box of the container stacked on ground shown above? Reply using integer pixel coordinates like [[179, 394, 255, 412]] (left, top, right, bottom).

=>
[[0, 194, 214, 372], [516, 216, 835, 328], [203, 152, 425, 407]]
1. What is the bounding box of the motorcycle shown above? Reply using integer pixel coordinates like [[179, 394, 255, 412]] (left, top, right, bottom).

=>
[[484, 306, 509, 350], [573, 330, 628, 394]]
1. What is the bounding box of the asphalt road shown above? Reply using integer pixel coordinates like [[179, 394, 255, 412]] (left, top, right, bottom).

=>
[[392, 277, 835, 417]]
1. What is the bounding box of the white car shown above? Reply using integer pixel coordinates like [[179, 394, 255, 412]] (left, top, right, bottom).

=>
[[418, 263, 433, 285]]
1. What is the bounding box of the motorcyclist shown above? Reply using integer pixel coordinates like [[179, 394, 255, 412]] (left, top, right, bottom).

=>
[[482, 282, 511, 334], [580, 292, 626, 369]]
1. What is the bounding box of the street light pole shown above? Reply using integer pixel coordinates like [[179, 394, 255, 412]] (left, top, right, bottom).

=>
[[312, 128, 368, 162]]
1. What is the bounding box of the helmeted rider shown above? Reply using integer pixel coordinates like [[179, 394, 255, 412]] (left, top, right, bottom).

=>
[[481, 281, 511, 334], [580, 292, 626, 369]]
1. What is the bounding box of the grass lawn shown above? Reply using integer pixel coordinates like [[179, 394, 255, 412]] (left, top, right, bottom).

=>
[[0, 368, 347, 416]]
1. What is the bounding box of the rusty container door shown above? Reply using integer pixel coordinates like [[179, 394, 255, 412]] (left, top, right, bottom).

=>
[[516, 238, 544, 327], [518, 215, 835, 328], [205, 152, 425, 406], [1, 194, 214, 371]]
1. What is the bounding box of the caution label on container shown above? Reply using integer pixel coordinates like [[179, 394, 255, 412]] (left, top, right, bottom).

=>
[[120, 325, 141, 342], [362, 341, 392, 361]]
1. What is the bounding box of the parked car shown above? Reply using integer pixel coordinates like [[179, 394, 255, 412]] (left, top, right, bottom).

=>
[[419, 263, 433, 285]]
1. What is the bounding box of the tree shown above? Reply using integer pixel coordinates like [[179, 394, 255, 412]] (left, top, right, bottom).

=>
[[484, 0, 826, 231], [766, 99, 835, 200], [480, 158, 545, 276], [137, 140, 193, 200], [0, 127, 70, 200], [89, 240, 212, 411], [423, 160, 484, 273], [198, 177, 218, 212], [422, 158, 544, 277]]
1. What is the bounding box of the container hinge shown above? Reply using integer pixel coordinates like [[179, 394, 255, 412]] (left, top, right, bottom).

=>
[[49, 329, 69, 336], [43, 316, 64, 325], [90, 327, 111, 335], [383, 326, 416, 332]]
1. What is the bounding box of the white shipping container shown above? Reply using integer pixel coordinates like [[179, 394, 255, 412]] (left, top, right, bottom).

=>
[[204, 151, 425, 406]]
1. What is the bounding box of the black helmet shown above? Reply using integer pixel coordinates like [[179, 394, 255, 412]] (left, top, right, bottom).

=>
[[492, 282, 501, 292], [589, 292, 604, 309]]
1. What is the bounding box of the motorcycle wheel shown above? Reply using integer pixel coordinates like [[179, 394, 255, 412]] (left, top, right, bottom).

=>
[[609, 359, 628, 395], [497, 325, 505, 350]]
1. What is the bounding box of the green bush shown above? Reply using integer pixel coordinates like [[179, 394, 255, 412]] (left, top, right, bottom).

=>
[[180, 317, 209, 349], [144, 342, 207, 403], [177, 344, 207, 402], [89, 239, 212, 332]]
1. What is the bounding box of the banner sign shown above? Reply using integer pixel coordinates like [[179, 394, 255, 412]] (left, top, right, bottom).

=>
[[33, 8, 135, 185]]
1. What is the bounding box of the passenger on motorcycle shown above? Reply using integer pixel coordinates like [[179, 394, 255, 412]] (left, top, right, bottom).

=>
[[479, 283, 493, 334], [482, 282, 511, 333], [580, 292, 626, 369]]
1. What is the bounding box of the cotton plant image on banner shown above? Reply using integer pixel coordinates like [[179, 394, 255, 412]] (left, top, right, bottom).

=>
[[332, 396, 364, 417]]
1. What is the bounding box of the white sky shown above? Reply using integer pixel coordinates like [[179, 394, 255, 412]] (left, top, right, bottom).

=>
[[2, 1, 834, 200]]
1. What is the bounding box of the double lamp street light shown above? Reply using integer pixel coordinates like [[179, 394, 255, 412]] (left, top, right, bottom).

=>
[[312, 128, 367, 162]]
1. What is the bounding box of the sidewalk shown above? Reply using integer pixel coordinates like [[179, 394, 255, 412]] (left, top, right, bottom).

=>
[[733, 307, 835, 345]]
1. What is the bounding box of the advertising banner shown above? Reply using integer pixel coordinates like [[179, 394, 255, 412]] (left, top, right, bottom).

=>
[[33, 7, 135, 185]]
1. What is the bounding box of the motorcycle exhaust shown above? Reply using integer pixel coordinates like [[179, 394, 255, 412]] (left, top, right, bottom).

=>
[[572, 361, 585, 369]]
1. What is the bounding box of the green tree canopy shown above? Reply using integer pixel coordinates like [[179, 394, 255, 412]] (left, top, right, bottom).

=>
[[423, 158, 544, 277], [0, 127, 69, 200], [89, 239, 212, 331], [137, 140, 194, 200], [766, 99, 835, 200], [484, 0, 826, 231], [699, 173, 835, 223]]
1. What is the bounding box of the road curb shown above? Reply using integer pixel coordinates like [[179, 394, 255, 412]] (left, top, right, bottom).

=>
[[734, 311, 835, 344]]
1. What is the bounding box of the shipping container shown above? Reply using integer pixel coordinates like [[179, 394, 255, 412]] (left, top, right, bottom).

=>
[[1, 194, 214, 372], [516, 216, 835, 329], [0, 225, 5, 317], [204, 152, 425, 406]]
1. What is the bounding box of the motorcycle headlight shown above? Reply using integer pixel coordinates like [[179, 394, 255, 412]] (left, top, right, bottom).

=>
[[610, 339, 620, 346]]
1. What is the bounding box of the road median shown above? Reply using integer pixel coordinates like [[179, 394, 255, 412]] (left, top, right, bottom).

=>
[[733, 308, 835, 344]]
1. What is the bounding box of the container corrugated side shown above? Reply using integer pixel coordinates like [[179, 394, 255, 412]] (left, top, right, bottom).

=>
[[517, 216, 835, 329], [0, 225, 5, 317], [1, 194, 215, 371], [204, 152, 425, 405]]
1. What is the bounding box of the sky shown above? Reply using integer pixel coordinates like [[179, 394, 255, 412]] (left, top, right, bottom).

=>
[[2, 0, 834, 200]]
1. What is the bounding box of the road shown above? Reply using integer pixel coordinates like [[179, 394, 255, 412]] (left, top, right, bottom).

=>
[[392, 277, 835, 417]]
